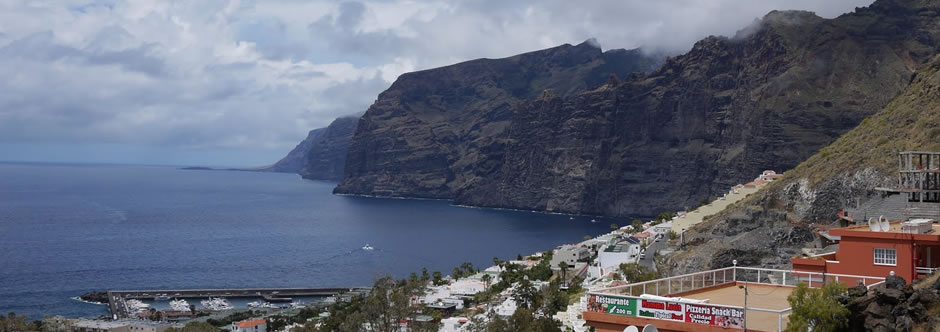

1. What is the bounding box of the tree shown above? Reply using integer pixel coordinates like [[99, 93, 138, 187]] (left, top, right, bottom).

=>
[[421, 267, 430, 281], [453, 267, 462, 280], [409, 272, 418, 282], [610, 223, 619, 230], [631, 219, 644, 231], [540, 280, 569, 315], [189, 304, 196, 314], [557, 260, 569, 282], [512, 278, 540, 310], [492, 257, 502, 268], [656, 212, 673, 222], [618, 263, 660, 283], [517, 254, 524, 260], [432, 271, 444, 286], [786, 282, 849, 332]]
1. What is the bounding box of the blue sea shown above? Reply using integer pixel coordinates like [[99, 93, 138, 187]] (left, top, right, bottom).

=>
[[0, 163, 613, 319]]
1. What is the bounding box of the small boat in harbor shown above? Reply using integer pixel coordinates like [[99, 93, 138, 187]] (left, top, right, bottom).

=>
[[200, 297, 233, 311], [169, 299, 189, 311], [362, 244, 374, 250]]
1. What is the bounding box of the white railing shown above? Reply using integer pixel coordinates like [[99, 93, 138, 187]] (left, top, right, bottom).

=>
[[733, 266, 885, 289], [916, 267, 938, 275], [590, 266, 887, 332], [596, 267, 735, 297]]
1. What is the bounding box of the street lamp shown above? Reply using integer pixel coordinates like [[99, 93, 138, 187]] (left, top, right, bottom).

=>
[[738, 283, 748, 332]]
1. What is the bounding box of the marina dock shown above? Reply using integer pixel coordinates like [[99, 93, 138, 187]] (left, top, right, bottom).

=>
[[107, 287, 368, 319]]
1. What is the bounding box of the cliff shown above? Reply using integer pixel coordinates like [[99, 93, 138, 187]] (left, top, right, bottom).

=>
[[335, 41, 664, 198], [337, 0, 940, 216], [262, 116, 359, 181], [664, 52, 940, 274], [262, 128, 325, 173], [299, 116, 359, 181]]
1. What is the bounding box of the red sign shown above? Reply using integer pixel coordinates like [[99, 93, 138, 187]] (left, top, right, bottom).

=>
[[684, 303, 745, 328]]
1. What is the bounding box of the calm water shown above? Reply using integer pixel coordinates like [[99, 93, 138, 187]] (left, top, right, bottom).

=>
[[0, 163, 613, 319]]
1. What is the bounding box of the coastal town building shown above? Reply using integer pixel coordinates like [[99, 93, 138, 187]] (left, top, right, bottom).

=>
[[68, 319, 130, 332], [597, 241, 640, 274], [551, 245, 590, 268], [794, 151, 940, 283], [792, 219, 940, 284], [231, 319, 266, 332]]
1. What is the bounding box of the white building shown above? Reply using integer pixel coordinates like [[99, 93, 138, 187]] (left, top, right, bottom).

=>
[[551, 245, 590, 268], [597, 241, 640, 273], [232, 319, 266, 332], [68, 320, 130, 332], [650, 221, 673, 235]]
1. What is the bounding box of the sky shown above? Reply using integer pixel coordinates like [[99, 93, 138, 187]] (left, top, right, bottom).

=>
[[0, 0, 875, 167]]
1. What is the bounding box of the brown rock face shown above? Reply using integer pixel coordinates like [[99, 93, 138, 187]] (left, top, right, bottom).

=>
[[338, 0, 940, 217], [298, 116, 359, 181], [336, 41, 664, 198]]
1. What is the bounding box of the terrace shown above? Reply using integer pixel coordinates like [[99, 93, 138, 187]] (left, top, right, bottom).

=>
[[584, 266, 885, 332]]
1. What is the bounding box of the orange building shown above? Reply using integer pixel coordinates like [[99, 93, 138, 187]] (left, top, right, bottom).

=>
[[792, 220, 940, 283]]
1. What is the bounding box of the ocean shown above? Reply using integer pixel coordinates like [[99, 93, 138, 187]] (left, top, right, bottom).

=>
[[0, 163, 613, 319]]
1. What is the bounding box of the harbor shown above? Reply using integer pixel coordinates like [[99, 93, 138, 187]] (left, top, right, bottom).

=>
[[106, 287, 370, 319]]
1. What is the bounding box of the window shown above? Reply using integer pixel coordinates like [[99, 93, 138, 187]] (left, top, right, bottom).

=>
[[874, 248, 897, 266]]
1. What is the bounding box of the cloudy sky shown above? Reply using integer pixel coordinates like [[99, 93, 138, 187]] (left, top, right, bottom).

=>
[[0, 0, 874, 167]]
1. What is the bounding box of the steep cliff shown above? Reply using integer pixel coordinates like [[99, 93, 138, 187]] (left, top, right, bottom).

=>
[[339, 0, 940, 217], [262, 128, 325, 173], [299, 116, 359, 181], [335, 41, 664, 198], [664, 53, 940, 274]]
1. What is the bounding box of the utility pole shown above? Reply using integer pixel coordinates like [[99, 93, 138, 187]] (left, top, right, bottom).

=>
[[738, 283, 748, 332]]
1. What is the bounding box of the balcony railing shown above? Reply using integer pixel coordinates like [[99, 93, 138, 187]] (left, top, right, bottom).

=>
[[589, 266, 886, 332]]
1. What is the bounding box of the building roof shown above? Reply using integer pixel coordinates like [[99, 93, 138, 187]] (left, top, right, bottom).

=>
[[235, 319, 266, 328], [633, 232, 650, 238], [830, 221, 940, 242], [71, 320, 129, 329]]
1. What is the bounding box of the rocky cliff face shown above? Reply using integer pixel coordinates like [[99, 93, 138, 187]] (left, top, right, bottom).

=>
[[299, 116, 359, 181], [263, 115, 359, 181], [338, 0, 940, 217], [262, 128, 325, 173], [335, 41, 664, 198], [663, 51, 940, 275]]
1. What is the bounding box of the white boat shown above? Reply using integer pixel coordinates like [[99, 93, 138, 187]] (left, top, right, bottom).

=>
[[125, 299, 150, 312], [362, 244, 374, 250], [247, 301, 262, 308], [169, 299, 190, 311], [155, 294, 170, 301], [200, 297, 233, 311], [590, 219, 597, 223]]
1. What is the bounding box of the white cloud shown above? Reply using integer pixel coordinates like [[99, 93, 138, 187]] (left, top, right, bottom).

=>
[[0, 0, 874, 165]]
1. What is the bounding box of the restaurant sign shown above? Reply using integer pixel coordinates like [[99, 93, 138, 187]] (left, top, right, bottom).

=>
[[588, 293, 746, 328], [638, 299, 684, 321], [586, 294, 638, 316], [685, 303, 745, 328]]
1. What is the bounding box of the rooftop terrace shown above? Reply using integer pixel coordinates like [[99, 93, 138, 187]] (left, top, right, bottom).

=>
[[586, 266, 885, 332]]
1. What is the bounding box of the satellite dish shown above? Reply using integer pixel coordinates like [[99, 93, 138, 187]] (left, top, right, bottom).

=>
[[642, 325, 659, 332], [624, 326, 639, 332], [868, 218, 879, 232], [879, 215, 890, 232]]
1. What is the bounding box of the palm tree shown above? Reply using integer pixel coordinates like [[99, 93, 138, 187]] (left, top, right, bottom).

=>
[[557, 260, 569, 283]]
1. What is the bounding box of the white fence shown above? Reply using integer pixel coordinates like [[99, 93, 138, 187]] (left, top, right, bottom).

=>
[[590, 266, 886, 332]]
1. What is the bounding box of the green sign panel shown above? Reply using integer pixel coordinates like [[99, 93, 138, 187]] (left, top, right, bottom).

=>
[[587, 295, 637, 317]]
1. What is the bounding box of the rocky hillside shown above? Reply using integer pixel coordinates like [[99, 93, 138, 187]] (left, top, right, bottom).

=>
[[337, 0, 940, 217], [664, 53, 940, 274], [335, 41, 664, 198], [263, 115, 359, 181], [299, 116, 359, 181]]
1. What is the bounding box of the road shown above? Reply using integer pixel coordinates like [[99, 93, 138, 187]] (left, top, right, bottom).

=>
[[638, 234, 666, 271]]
